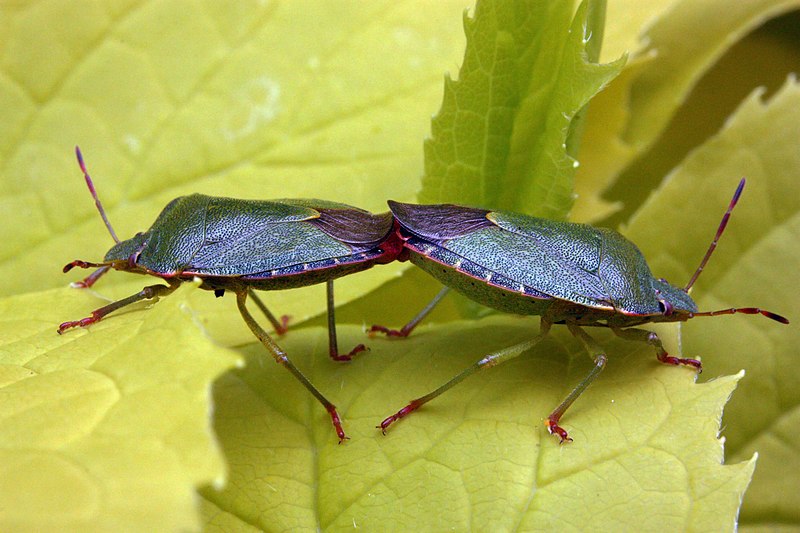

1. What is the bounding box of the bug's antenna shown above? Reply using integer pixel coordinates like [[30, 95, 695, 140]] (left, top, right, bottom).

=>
[[75, 146, 120, 244], [691, 307, 789, 324], [685, 178, 745, 292]]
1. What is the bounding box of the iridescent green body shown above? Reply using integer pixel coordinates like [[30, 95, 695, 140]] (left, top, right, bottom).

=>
[[389, 201, 696, 325], [376, 191, 786, 442], [105, 195, 396, 291]]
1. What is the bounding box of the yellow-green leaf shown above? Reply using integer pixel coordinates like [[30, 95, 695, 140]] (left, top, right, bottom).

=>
[[0, 0, 468, 311], [573, 0, 800, 222], [197, 319, 753, 531], [0, 283, 240, 532], [1, 1, 794, 530], [626, 78, 800, 531]]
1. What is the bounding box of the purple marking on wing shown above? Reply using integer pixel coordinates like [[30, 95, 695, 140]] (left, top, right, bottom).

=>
[[310, 208, 393, 247], [388, 201, 493, 240]]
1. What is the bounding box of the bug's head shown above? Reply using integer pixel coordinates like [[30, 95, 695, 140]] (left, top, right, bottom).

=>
[[103, 232, 148, 266], [652, 278, 697, 320]]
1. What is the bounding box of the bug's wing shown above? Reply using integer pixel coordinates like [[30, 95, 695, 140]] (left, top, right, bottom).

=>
[[390, 201, 664, 314], [488, 211, 662, 314], [457, 211, 614, 308], [184, 198, 392, 277], [389, 201, 613, 308], [282, 200, 394, 248], [388, 201, 495, 239]]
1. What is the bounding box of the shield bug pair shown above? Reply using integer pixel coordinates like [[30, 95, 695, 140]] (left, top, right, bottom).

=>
[[59, 147, 403, 442], [372, 180, 789, 442]]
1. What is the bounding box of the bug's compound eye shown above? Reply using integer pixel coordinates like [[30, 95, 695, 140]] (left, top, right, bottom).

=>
[[658, 299, 674, 316], [128, 248, 144, 269]]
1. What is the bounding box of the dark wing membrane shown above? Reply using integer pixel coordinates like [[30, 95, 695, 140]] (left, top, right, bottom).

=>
[[388, 201, 494, 240], [277, 199, 394, 246], [310, 208, 393, 246]]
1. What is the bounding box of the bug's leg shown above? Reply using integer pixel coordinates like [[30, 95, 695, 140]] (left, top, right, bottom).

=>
[[70, 265, 112, 288], [236, 290, 348, 443], [378, 318, 552, 434], [546, 322, 608, 444], [247, 289, 290, 335], [369, 286, 450, 338], [326, 280, 367, 361], [611, 327, 702, 372], [63, 259, 111, 273], [58, 281, 180, 334]]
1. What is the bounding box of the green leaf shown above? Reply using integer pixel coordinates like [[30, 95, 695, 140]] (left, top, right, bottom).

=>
[[421, 1, 624, 218], [0, 283, 240, 531], [197, 319, 753, 530], [626, 78, 800, 531]]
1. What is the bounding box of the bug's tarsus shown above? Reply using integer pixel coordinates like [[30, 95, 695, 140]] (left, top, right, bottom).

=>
[[369, 325, 409, 338], [378, 399, 424, 434], [247, 289, 292, 335], [685, 178, 745, 292], [613, 327, 702, 372], [63, 259, 114, 288], [326, 405, 350, 444], [63, 259, 109, 273], [325, 280, 368, 361], [75, 146, 120, 244], [330, 343, 368, 362], [657, 352, 702, 371], [369, 286, 451, 338], [277, 314, 291, 334], [69, 265, 112, 288]]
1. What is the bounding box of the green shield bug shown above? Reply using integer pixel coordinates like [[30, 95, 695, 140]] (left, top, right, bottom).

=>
[[59, 147, 403, 442], [373, 180, 789, 442]]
